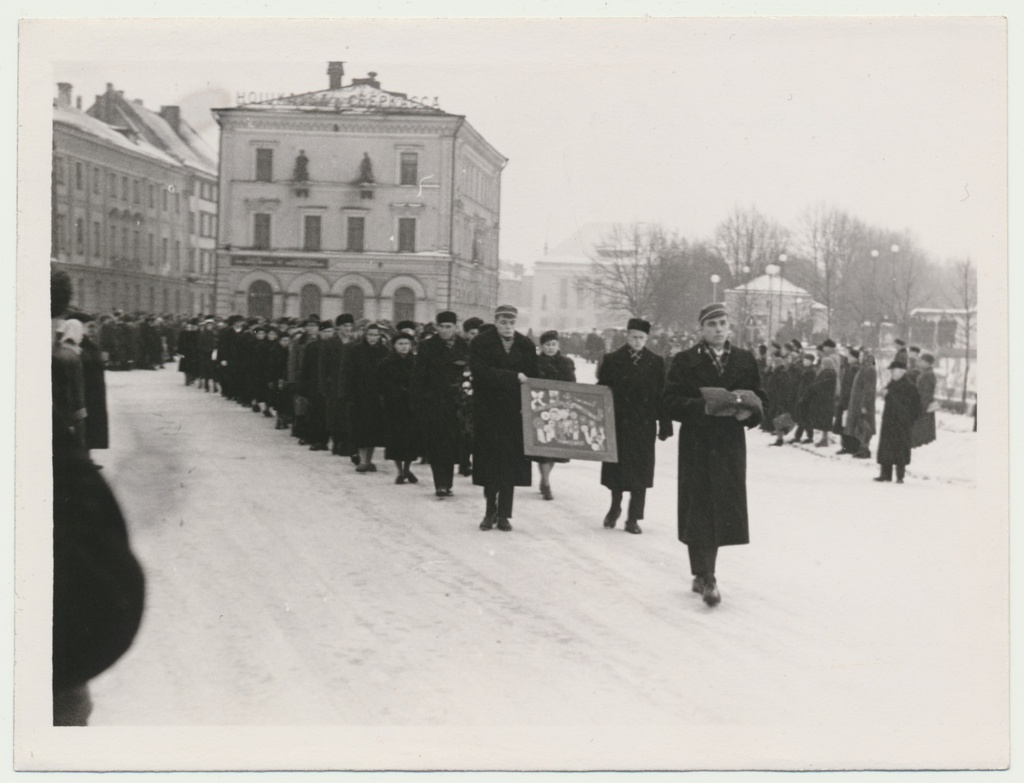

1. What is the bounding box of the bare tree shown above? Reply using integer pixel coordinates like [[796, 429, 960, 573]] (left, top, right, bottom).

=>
[[714, 206, 789, 279], [796, 204, 867, 339], [577, 223, 672, 319]]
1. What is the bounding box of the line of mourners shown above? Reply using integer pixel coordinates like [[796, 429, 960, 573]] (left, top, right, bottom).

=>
[[92, 301, 944, 609]]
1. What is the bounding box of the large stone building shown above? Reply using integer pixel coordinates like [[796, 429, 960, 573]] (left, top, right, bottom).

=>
[[51, 82, 218, 315], [212, 63, 506, 322], [530, 224, 624, 334]]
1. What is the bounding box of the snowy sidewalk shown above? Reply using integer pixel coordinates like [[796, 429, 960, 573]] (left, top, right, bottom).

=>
[[84, 366, 1003, 769]]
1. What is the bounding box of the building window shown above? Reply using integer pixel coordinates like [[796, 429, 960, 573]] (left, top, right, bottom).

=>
[[75, 162, 83, 190], [133, 231, 140, 262], [75, 217, 84, 255], [189, 248, 196, 274], [109, 225, 117, 260], [162, 188, 168, 210], [147, 234, 154, 266], [189, 212, 195, 234], [54, 157, 64, 185], [299, 284, 321, 319], [245, 280, 274, 318], [92, 221, 101, 256], [303, 214, 322, 252], [174, 191, 180, 212], [343, 286, 365, 319], [393, 286, 416, 322], [121, 176, 129, 201], [122, 228, 129, 261], [255, 148, 274, 182], [162, 288, 169, 312], [174, 289, 181, 313], [397, 217, 416, 252], [346, 216, 365, 252], [161, 237, 168, 267], [253, 213, 271, 250], [93, 168, 101, 194], [399, 152, 418, 186], [108, 172, 116, 196], [174, 240, 181, 272], [149, 184, 155, 208], [133, 180, 140, 204]]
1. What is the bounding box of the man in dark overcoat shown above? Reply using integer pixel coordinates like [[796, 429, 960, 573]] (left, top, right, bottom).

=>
[[790, 352, 818, 444], [875, 358, 921, 483], [323, 313, 356, 457], [412, 310, 470, 497], [597, 317, 673, 534], [835, 348, 861, 454], [300, 320, 333, 451], [470, 304, 539, 532], [346, 323, 389, 471], [662, 303, 767, 607], [846, 352, 877, 458], [910, 352, 938, 448]]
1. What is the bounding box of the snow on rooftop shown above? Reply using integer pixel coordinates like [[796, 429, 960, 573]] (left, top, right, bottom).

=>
[[53, 104, 180, 167], [235, 82, 450, 116]]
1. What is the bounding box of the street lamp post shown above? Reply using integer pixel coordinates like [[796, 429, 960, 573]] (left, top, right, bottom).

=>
[[776, 253, 787, 336], [869, 243, 900, 347], [710, 273, 721, 302], [765, 263, 780, 342]]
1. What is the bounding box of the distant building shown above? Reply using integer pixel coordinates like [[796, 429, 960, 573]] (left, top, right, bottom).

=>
[[212, 63, 506, 322], [51, 82, 218, 314], [531, 224, 624, 334], [724, 274, 815, 344], [497, 261, 533, 330]]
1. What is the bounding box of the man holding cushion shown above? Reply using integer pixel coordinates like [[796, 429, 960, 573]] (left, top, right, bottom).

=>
[[662, 303, 768, 607]]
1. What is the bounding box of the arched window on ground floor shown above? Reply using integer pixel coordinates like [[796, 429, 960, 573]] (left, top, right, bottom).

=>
[[247, 280, 273, 319], [393, 286, 415, 322]]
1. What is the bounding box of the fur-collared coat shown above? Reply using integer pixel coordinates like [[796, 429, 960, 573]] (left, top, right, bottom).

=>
[[597, 345, 672, 491]]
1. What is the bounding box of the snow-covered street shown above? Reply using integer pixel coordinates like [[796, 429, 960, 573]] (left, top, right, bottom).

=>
[[84, 361, 1004, 769]]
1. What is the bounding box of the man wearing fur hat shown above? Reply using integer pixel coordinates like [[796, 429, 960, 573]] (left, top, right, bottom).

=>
[[597, 317, 673, 535], [413, 311, 471, 495], [875, 358, 921, 483], [662, 303, 767, 607]]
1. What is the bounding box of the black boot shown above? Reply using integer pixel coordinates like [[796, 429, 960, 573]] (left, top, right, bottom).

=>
[[603, 508, 621, 529], [624, 519, 642, 535]]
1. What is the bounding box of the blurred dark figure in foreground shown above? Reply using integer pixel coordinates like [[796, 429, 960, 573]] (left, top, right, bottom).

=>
[[51, 270, 145, 725]]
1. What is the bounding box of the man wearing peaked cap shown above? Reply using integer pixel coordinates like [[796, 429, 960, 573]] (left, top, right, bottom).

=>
[[598, 317, 673, 536], [469, 302, 538, 531], [875, 357, 920, 483], [662, 302, 768, 607]]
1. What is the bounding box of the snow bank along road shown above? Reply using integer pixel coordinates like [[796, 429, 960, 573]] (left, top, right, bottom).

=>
[[85, 365, 1005, 769]]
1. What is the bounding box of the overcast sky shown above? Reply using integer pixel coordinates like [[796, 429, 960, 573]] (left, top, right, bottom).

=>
[[43, 16, 1006, 271]]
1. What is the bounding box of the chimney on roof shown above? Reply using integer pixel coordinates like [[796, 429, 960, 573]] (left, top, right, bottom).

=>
[[57, 82, 72, 108], [76, 96, 82, 110], [327, 61, 346, 90], [160, 106, 181, 134]]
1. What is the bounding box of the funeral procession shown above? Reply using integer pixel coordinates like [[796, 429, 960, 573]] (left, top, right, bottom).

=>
[[31, 21, 1003, 774]]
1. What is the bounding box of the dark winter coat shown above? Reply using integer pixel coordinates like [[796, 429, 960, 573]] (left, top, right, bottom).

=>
[[80, 337, 109, 450], [794, 364, 818, 428], [804, 364, 839, 432], [470, 328, 539, 488], [845, 362, 877, 443], [250, 338, 273, 403], [837, 360, 859, 415], [910, 366, 937, 448], [198, 328, 218, 379], [412, 333, 471, 466], [597, 345, 672, 491], [52, 420, 144, 692], [346, 339, 389, 448], [321, 336, 352, 437], [877, 374, 922, 467], [377, 352, 422, 461], [267, 342, 291, 412], [177, 329, 199, 376], [662, 342, 767, 548]]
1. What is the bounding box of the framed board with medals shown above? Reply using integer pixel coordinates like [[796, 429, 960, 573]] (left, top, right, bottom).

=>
[[520, 378, 618, 463]]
